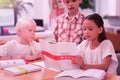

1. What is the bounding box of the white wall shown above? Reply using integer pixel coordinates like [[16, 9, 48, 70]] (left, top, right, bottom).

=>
[[33, 0, 120, 29], [33, 0, 49, 29], [95, 0, 109, 16], [43, 0, 50, 29], [108, 0, 117, 16], [95, 0, 120, 16], [116, 0, 120, 16], [33, 0, 43, 19]]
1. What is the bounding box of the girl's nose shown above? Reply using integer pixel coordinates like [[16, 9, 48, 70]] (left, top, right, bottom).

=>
[[32, 31, 35, 35], [68, 1, 73, 5], [84, 30, 89, 34]]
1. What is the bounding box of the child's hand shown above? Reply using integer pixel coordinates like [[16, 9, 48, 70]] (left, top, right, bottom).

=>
[[72, 55, 84, 66], [24, 55, 35, 61], [0, 67, 3, 70], [12, 56, 24, 59], [39, 54, 45, 60]]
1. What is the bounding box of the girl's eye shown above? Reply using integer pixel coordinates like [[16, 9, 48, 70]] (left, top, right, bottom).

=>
[[65, 0, 77, 4], [82, 28, 86, 30], [28, 29, 33, 32], [65, 0, 70, 3], [72, 0, 77, 2], [28, 30, 32, 31], [89, 28, 93, 31]]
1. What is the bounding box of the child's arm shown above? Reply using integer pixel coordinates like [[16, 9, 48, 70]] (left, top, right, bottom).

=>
[[24, 53, 43, 61], [81, 55, 111, 71], [0, 56, 12, 60]]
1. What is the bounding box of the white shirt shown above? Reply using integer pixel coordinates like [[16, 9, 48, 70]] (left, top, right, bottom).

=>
[[77, 40, 118, 74], [0, 40, 41, 57]]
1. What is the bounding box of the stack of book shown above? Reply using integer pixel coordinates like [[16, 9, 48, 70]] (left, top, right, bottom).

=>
[[0, 59, 41, 75]]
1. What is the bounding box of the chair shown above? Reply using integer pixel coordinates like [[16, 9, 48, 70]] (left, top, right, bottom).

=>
[[116, 53, 120, 75], [106, 32, 120, 53]]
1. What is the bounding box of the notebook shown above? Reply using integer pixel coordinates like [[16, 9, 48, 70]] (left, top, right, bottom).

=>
[[4, 64, 41, 75]]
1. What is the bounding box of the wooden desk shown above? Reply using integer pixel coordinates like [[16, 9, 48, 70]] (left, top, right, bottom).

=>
[[0, 67, 59, 80], [0, 65, 120, 80]]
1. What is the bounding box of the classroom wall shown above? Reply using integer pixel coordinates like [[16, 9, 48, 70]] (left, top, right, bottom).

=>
[[95, 0, 120, 16], [33, 0, 120, 28], [33, 0, 49, 29]]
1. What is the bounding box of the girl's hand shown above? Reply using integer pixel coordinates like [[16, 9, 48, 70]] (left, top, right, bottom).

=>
[[39, 53, 45, 60], [72, 55, 84, 66], [0, 67, 3, 70]]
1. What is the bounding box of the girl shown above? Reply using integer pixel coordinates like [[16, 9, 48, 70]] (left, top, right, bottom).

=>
[[73, 13, 118, 74], [0, 17, 42, 61]]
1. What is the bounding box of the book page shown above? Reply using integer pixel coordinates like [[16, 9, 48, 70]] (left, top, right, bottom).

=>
[[32, 61, 45, 67], [54, 69, 106, 80], [54, 69, 84, 78], [32, 61, 60, 72], [40, 40, 80, 71], [53, 42, 78, 55], [59, 60, 80, 70], [75, 69, 106, 79], [40, 40, 79, 55]]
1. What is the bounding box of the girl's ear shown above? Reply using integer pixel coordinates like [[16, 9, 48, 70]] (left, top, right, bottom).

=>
[[98, 27, 103, 34]]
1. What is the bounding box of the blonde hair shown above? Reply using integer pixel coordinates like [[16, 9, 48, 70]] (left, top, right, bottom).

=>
[[16, 17, 36, 31]]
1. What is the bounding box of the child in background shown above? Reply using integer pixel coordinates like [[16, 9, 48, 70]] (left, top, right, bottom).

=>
[[72, 13, 118, 74], [53, 0, 84, 45], [0, 17, 42, 61]]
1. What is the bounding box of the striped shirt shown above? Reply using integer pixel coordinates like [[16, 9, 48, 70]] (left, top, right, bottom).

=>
[[53, 11, 84, 45]]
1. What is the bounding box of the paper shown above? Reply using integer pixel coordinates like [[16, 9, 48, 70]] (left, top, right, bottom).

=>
[[32, 61, 60, 72], [32, 61, 45, 68]]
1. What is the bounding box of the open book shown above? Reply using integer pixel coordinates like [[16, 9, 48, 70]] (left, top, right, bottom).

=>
[[0, 59, 28, 69], [53, 69, 106, 80], [3, 64, 41, 75], [40, 40, 80, 71]]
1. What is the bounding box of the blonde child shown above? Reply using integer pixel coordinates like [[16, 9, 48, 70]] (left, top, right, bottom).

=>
[[72, 13, 118, 74], [53, 0, 84, 45], [0, 17, 42, 61]]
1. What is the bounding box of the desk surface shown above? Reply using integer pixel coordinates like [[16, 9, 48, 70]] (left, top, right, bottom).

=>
[[0, 67, 58, 80], [0, 63, 120, 80]]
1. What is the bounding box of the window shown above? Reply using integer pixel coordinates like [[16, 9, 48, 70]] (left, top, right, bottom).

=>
[[0, 8, 16, 27]]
